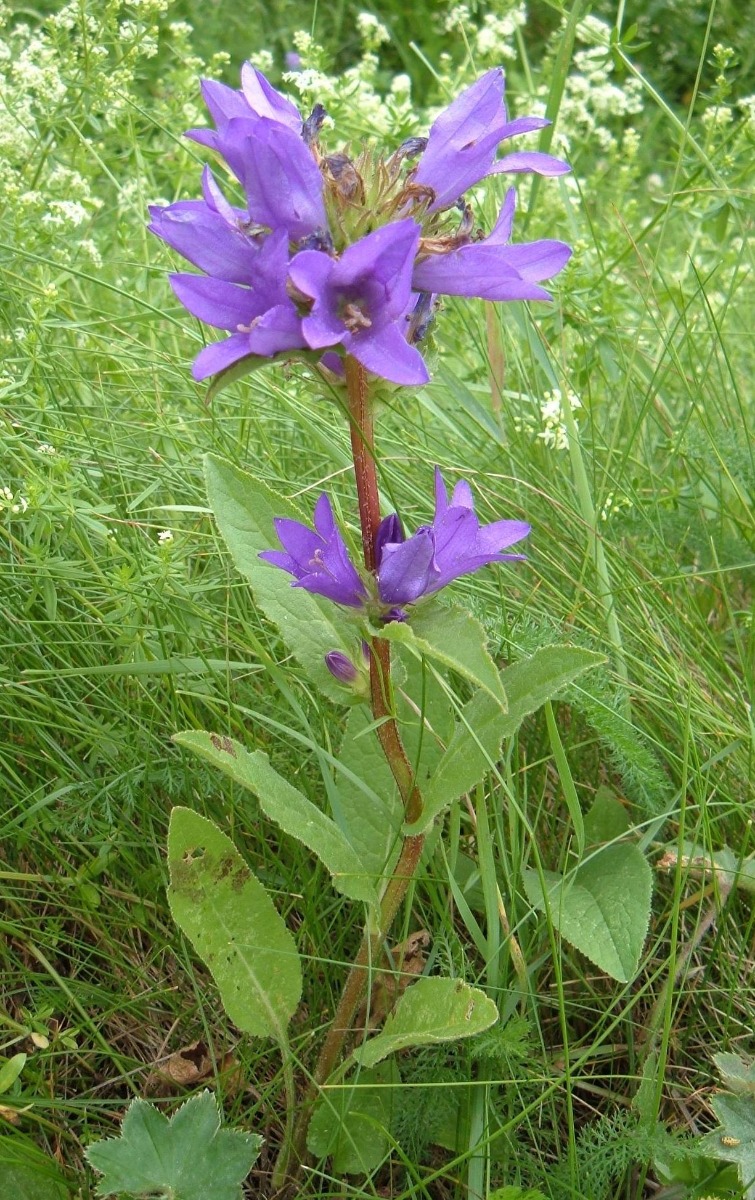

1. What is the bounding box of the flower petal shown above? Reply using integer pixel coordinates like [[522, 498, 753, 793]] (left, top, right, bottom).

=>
[[219, 117, 327, 239], [273, 515, 323, 565], [413, 249, 556, 301], [148, 201, 261, 282], [413, 68, 507, 210], [490, 150, 571, 177], [192, 332, 255, 381], [348, 321, 430, 387], [245, 303, 305, 356], [334, 219, 421, 324], [378, 528, 439, 604], [240, 63, 302, 129], [169, 274, 263, 330], [473, 519, 531, 553]]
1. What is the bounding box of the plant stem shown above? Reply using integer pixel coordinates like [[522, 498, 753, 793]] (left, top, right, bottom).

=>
[[272, 358, 427, 1194]]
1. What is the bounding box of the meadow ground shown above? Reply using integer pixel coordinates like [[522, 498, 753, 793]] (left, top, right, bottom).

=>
[[1, 1, 753, 1196]]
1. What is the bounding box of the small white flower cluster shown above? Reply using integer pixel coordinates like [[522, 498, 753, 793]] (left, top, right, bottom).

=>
[[356, 12, 390, 51], [738, 95, 755, 132], [37, 443, 57, 455], [284, 29, 420, 140], [515, 389, 582, 451], [0, 485, 29, 514], [444, 5, 471, 33], [41, 200, 92, 230], [702, 104, 734, 130], [539, 388, 582, 449], [474, 7, 527, 63], [157, 529, 174, 545], [532, 16, 644, 156], [600, 491, 633, 522]]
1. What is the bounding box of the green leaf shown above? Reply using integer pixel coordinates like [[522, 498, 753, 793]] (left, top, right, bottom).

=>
[[334, 653, 454, 883], [353, 977, 498, 1069], [583, 786, 630, 845], [204, 454, 354, 701], [0, 1052, 27, 1092], [702, 1093, 755, 1199], [173, 731, 377, 907], [0, 1137, 71, 1200], [167, 808, 301, 1039], [0, 1165, 70, 1200], [522, 843, 652, 983], [714, 1051, 755, 1096], [86, 1091, 261, 1200], [307, 1061, 399, 1175], [377, 603, 507, 708], [409, 646, 606, 833]]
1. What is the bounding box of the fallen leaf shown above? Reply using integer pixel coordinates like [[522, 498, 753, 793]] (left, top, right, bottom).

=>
[[145, 1041, 241, 1096]]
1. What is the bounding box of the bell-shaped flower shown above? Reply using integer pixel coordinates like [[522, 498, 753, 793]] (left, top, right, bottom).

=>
[[412, 68, 569, 212], [148, 166, 263, 284], [187, 64, 302, 150], [289, 219, 429, 386], [376, 467, 530, 607], [259, 494, 368, 608], [412, 188, 572, 302], [168, 228, 306, 380], [213, 116, 328, 241]]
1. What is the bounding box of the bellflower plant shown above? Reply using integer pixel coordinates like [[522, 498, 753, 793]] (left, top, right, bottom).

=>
[[152, 59, 580, 1195], [149, 63, 571, 385]]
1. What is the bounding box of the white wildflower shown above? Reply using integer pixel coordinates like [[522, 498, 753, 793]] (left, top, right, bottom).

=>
[[357, 12, 390, 49], [0, 486, 29, 514], [37, 443, 56, 454], [158, 529, 174, 545], [702, 104, 733, 129], [538, 388, 582, 450]]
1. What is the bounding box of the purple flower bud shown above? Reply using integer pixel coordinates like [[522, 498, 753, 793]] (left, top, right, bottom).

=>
[[325, 651, 359, 684], [375, 512, 404, 565], [285, 51, 303, 72]]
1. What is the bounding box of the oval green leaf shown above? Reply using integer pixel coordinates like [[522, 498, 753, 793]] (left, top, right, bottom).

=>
[[167, 808, 301, 1040], [353, 977, 498, 1069]]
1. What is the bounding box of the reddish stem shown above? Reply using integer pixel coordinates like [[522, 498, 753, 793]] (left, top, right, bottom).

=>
[[273, 357, 426, 1195]]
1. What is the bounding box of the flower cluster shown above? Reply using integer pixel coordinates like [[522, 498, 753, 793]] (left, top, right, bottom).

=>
[[260, 467, 529, 620], [149, 65, 572, 387]]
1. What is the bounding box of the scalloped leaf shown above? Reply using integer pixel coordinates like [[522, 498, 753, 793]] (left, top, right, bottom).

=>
[[377, 603, 506, 708], [86, 1091, 261, 1199], [307, 1061, 399, 1175]]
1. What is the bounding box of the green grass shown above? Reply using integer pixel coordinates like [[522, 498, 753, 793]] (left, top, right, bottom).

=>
[[1, 0, 754, 1197]]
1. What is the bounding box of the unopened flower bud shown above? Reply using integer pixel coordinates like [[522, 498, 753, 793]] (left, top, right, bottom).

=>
[[325, 651, 359, 684]]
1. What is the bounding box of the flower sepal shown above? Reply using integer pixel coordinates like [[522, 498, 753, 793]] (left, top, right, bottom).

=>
[[204, 347, 326, 403]]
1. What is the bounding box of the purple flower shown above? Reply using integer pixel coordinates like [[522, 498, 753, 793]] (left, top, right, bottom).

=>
[[168, 227, 306, 380], [259, 494, 368, 607], [151, 64, 572, 388], [214, 116, 327, 240], [376, 467, 530, 608], [187, 65, 302, 148], [412, 188, 572, 302], [289, 220, 429, 386], [412, 68, 570, 212], [260, 469, 529, 617]]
